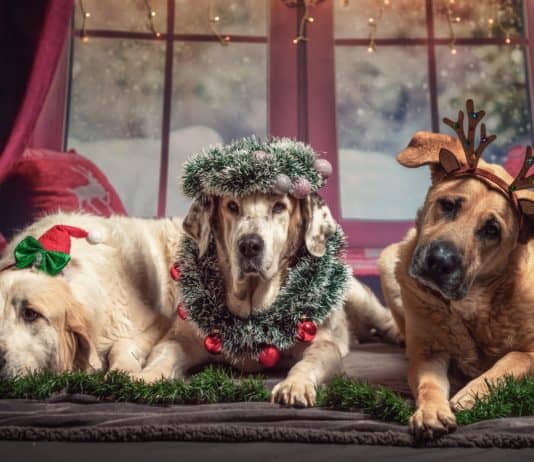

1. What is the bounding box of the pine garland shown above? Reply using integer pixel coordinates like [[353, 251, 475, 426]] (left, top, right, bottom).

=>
[[178, 229, 350, 360], [2, 369, 534, 427], [181, 137, 325, 199]]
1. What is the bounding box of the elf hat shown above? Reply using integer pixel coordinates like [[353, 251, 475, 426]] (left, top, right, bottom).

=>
[[11, 225, 103, 276]]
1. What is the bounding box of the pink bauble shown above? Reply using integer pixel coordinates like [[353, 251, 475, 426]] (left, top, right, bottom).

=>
[[251, 150, 268, 162], [273, 174, 292, 194], [292, 177, 312, 199], [314, 159, 333, 178]]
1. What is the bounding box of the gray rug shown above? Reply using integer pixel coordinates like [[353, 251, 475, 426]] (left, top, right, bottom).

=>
[[0, 344, 531, 447]]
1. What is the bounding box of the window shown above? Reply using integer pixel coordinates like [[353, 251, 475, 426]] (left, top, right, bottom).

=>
[[68, 0, 267, 218], [66, 0, 534, 253], [330, 0, 533, 247]]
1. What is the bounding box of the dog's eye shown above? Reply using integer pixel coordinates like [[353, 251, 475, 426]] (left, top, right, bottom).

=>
[[21, 307, 40, 323], [479, 221, 501, 240], [227, 201, 239, 214], [272, 202, 286, 214], [438, 198, 457, 215]]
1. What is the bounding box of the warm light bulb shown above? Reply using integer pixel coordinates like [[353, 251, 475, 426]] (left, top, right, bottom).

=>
[[213, 15, 220, 22], [293, 38, 299, 44], [368, 17, 375, 24], [488, 18, 494, 24], [150, 10, 156, 17], [450, 47, 457, 55], [367, 46, 375, 52], [307, 16, 314, 23], [384, 0, 390, 5], [505, 36, 511, 44], [155, 32, 161, 37], [455, 16, 461, 22], [82, 35, 89, 43], [84, 12, 91, 18], [224, 36, 231, 42]]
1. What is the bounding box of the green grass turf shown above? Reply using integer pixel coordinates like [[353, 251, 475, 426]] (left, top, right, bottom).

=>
[[1, 366, 533, 426]]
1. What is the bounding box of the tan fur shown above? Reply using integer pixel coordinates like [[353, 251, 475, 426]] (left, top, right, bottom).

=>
[[0, 212, 178, 377], [138, 192, 400, 407], [380, 132, 534, 439]]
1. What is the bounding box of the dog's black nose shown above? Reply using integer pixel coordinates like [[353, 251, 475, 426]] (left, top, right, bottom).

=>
[[423, 241, 462, 278], [238, 234, 264, 259]]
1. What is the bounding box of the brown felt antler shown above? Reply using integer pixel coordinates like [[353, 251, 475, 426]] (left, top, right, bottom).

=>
[[510, 146, 534, 192], [442, 99, 497, 169]]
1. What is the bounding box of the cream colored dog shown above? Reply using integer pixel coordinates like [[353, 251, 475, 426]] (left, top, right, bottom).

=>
[[0, 212, 179, 378], [136, 192, 400, 407]]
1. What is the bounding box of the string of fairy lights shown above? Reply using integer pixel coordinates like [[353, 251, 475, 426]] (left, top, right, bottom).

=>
[[77, 0, 523, 52]]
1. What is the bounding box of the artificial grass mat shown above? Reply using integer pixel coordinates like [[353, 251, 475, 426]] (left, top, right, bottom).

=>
[[0, 366, 532, 427]]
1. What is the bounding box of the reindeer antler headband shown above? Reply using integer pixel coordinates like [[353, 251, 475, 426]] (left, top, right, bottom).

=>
[[439, 99, 534, 220]]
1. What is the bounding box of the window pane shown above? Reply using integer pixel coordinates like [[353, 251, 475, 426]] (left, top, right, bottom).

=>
[[74, 0, 167, 33], [67, 38, 165, 217], [436, 45, 532, 164], [433, 0, 524, 39], [166, 42, 267, 217], [334, 0, 427, 39], [335, 46, 431, 221], [174, 0, 267, 36]]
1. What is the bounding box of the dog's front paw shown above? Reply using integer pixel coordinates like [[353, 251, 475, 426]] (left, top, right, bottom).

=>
[[130, 369, 167, 384], [410, 401, 457, 440], [271, 377, 316, 407], [450, 378, 489, 411]]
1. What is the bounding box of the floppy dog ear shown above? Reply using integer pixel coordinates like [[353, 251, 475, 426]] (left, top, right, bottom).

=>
[[66, 307, 101, 372], [302, 193, 336, 257], [397, 131, 465, 183], [183, 196, 216, 257]]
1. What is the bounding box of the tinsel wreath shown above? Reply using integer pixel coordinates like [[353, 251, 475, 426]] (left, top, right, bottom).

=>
[[177, 229, 350, 361], [181, 137, 330, 199]]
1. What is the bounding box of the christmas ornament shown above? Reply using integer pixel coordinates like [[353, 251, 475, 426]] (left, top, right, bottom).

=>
[[177, 304, 187, 320], [204, 333, 222, 355], [291, 177, 312, 199], [170, 263, 181, 281], [313, 159, 333, 179], [181, 137, 329, 200], [296, 320, 317, 343], [258, 345, 281, 368], [12, 225, 100, 276], [273, 174, 293, 194], [177, 229, 349, 363]]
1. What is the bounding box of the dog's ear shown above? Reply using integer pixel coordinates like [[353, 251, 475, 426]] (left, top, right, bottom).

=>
[[516, 194, 534, 243], [302, 193, 336, 257], [63, 301, 101, 372], [397, 131, 465, 183], [183, 196, 216, 257]]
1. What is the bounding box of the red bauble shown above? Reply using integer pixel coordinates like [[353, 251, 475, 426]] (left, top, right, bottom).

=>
[[296, 320, 317, 343], [170, 263, 181, 281], [204, 333, 222, 355], [258, 345, 280, 368], [177, 304, 187, 320]]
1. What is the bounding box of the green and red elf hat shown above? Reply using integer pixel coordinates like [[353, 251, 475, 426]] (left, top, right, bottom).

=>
[[12, 225, 102, 276]]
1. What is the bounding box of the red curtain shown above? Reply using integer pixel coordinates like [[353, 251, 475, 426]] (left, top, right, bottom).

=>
[[0, 0, 73, 184]]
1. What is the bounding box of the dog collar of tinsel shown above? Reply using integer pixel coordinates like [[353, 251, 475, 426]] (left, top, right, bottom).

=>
[[172, 229, 350, 368], [181, 137, 333, 200]]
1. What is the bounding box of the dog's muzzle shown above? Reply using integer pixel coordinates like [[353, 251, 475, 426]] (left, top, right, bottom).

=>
[[410, 240, 466, 300], [238, 233, 264, 274]]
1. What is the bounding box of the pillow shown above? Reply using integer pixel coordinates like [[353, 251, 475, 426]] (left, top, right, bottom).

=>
[[0, 148, 127, 240]]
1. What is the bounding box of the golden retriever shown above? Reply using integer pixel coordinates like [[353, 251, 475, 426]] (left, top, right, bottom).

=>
[[0, 212, 178, 378], [380, 130, 534, 439], [136, 192, 400, 407]]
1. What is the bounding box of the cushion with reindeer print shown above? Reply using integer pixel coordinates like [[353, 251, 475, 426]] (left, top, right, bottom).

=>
[[0, 148, 127, 240]]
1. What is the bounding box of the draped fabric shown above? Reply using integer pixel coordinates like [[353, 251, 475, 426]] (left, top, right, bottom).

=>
[[0, 0, 74, 184]]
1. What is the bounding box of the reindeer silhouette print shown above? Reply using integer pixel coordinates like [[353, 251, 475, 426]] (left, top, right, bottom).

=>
[[69, 165, 113, 215]]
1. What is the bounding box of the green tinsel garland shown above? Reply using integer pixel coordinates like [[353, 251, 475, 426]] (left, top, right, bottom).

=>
[[181, 136, 326, 199], [178, 229, 350, 359]]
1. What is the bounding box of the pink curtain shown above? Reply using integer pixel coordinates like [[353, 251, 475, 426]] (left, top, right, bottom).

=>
[[0, 0, 73, 184]]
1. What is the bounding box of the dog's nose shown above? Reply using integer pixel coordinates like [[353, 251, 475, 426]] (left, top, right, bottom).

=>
[[238, 234, 264, 259], [424, 241, 462, 278]]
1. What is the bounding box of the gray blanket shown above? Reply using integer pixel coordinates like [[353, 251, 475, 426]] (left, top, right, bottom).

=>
[[0, 344, 532, 447]]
